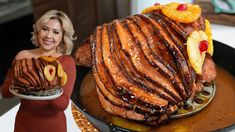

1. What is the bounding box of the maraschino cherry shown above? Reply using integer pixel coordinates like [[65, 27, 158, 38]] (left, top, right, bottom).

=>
[[199, 40, 208, 53], [49, 68, 54, 75], [177, 3, 187, 11]]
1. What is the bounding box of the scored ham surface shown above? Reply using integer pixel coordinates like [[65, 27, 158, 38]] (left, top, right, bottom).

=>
[[12, 58, 60, 92], [75, 10, 216, 125]]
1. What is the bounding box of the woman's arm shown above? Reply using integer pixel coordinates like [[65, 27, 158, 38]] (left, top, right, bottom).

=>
[[48, 56, 76, 111], [1, 66, 14, 98]]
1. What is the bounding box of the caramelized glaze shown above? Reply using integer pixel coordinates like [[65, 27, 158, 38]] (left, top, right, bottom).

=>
[[80, 66, 235, 131]]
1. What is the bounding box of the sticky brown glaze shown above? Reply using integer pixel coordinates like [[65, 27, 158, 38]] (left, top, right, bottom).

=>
[[146, 14, 193, 96], [115, 19, 182, 103], [132, 15, 186, 101], [13, 59, 31, 87], [32, 58, 46, 88], [103, 23, 168, 110], [26, 58, 41, 87], [91, 26, 133, 109], [109, 23, 172, 115], [75, 38, 92, 67]]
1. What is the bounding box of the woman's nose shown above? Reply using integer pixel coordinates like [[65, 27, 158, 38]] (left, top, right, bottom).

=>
[[45, 31, 53, 38]]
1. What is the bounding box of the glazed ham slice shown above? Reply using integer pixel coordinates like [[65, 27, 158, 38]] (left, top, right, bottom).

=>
[[12, 58, 61, 92], [75, 11, 216, 125]]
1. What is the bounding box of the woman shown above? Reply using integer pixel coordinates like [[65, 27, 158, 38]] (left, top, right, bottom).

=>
[[1, 10, 77, 132]]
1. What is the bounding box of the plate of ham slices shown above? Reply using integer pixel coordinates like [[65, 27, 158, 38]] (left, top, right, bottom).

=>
[[9, 85, 63, 100]]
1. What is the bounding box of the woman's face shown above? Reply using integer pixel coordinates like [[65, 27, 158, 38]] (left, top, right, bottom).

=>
[[37, 18, 63, 52]]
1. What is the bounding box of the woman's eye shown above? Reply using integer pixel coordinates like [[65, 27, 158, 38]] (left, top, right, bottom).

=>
[[54, 31, 60, 34], [41, 27, 48, 31]]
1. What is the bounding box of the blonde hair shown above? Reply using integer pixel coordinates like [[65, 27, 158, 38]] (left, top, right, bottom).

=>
[[31, 10, 77, 55]]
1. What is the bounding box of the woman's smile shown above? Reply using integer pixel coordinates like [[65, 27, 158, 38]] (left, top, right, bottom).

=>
[[42, 38, 54, 45]]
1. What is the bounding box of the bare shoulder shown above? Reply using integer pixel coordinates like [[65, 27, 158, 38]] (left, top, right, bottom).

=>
[[14, 49, 36, 60]]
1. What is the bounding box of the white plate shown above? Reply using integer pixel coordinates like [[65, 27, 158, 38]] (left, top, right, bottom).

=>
[[9, 86, 63, 100]]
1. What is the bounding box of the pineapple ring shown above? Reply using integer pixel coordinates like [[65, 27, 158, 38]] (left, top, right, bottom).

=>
[[60, 71, 68, 86], [57, 61, 64, 78], [44, 65, 56, 81], [161, 2, 201, 23], [187, 30, 208, 75], [141, 4, 162, 14], [205, 19, 213, 56]]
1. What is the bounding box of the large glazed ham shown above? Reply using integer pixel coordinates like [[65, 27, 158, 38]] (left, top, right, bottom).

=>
[[75, 3, 216, 125]]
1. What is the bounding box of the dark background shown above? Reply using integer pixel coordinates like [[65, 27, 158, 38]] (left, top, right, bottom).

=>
[[0, 14, 35, 84]]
